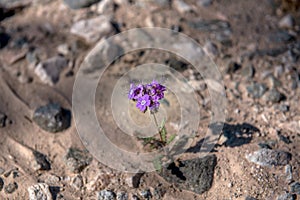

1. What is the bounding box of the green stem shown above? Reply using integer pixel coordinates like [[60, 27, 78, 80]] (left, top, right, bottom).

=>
[[151, 112, 164, 143]]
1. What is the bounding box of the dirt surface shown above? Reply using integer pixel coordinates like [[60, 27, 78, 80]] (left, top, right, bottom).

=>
[[0, 0, 300, 199]]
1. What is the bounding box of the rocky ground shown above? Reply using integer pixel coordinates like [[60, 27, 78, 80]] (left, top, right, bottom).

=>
[[0, 0, 300, 199]]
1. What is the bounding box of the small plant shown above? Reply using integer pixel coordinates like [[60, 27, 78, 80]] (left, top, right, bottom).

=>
[[128, 80, 174, 147]]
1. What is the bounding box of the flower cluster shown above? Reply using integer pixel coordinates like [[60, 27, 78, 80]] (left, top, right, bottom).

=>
[[128, 80, 166, 112]]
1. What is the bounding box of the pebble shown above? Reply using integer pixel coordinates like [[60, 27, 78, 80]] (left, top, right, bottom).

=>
[[274, 65, 284, 78], [63, 0, 101, 9], [131, 195, 140, 200], [165, 58, 188, 71], [125, 173, 144, 188], [173, 0, 192, 14], [117, 191, 128, 200], [246, 149, 291, 167], [63, 147, 93, 173], [92, 0, 114, 14], [0, 177, 3, 191], [197, 0, 213, 7], [160, 154, 217, 194], [28, 183, 53, 200], [32, 151, 51, 171], [33, 103, 71, 133], [203, 41, 219, 58], [278, 14, 295, 29], [140, 189, 152, 200], [241, 64, 255, 78], [0, 112, 7, 128], [4, 182, 18, 194], [263, 88, 283, 103], [247, 82, 267, 98], [57, 44, 70, 56], [277, 132, 292, 144], [268, 31, 295, 43], [277, 193, 295, 200], [35, 56, 68, 86], [97, 190, 116, 200], [225, 61, 241, 74], [71, 175, 83, 190], [70, 16, 114, 44], [290, 182, 300, 194], [215, 32, 232, 47]]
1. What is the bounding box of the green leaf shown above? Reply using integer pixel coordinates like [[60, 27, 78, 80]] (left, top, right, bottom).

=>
[[167, 134, 176, 144], [153, 156, 163, 172]]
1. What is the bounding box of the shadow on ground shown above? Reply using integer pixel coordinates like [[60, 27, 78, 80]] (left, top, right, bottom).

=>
[[187, 122, 260, 153]]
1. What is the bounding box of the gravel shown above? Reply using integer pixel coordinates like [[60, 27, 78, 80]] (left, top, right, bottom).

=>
[[28, 183, 53, 200], [246, 149, 291, 167], [97, 190, 116, 200]]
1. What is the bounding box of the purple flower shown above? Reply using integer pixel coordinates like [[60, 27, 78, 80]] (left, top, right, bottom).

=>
[[149, 101, 160, 111], [128, 84, 136, 99], [136, 94, 151, 112], [128, 80, 166, 113]]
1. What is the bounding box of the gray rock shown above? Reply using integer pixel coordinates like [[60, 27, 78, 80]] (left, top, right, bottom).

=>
[[64, 147, 92, 173], [4, 182, 18, 194], [263, 89, 283, 103], [246, 149, 291, 167], [279, 14, 295, 29], [70, 16, 114, 44], [33, 103, 71, 133], [35, 56, 68, 86], [173, 0, 192, 14], [241, 64, 255, 78], [63, 0, 100, 9], [247, 82, 267, 98], [32, 151, 51, 171], [97, 190, 116, 200], [28, 183, 53, 200], [290, 182, 300, 194], [160, 154, 217, 194], [140, 189, 152, 200], [0, 113, 7, 128], [277, 193, 295, 200], [0, 177, 3, 191], [197, 0, 212, 7], [188, 19, 230, 32], [267, 75, 282, 88], [268, 31, 295, 43], [117, 191, 128, 200]]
